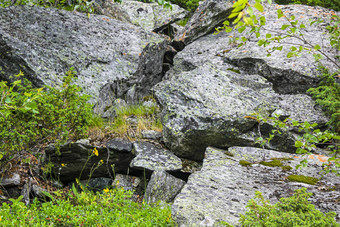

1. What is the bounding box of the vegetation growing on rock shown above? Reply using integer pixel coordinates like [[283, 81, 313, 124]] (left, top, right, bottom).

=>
[[239, 160, 253, 167], [287, 174, 320, 185], [259, 160, 283, 167], [240, 188, 339, 226]]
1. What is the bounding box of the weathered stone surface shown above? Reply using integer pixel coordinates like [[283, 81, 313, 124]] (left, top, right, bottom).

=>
[[173, 0, 233, 49], [113, 174, 142, 191], [0, 173, 21, 187], [223, 4, 340, 94], [0, 5, 168, 114], [130, 141, 182, 171], [106, 138, 133, 153], [154, 17, 329, 160], [45, 142, 134, 182], [141, 130, 162, 140], [172, 147, 340, 226], [107, 0, 187, 33], [145, 170, 185, 204]]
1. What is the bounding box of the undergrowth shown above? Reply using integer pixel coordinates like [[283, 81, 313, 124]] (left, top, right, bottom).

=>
[[0, 186, 174, 226]]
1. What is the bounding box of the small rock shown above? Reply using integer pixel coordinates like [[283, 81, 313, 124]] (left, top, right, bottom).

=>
[[106, 138, 133, 153], [0, 173, 21, 187], [130, 141, 182, 171], [145, 170, 185, 204], [113, 174, 142, 191], [141, 130, 162, 140]]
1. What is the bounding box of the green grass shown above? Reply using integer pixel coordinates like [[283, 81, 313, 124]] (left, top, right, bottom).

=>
[[0, 186, 175, 226]]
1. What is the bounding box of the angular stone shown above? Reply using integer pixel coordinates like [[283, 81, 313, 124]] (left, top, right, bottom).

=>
[[145, 170, 185, 204], [173, 0, 234, 49], [141, 130, 162, 140], [172, 147, 340, 226], [112, 174, 142, 191], [106, 138, 133, 153], [130, 141, 182, 171], [0, 5, 168, 115], [45, 142, 134, 182], [0, 173, 21, 187]]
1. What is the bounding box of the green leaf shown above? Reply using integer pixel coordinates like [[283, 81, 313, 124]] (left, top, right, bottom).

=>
[[277, 9, 283, 19], [266, 33, 272, 39], [254, 2, 264, 12], [238, 26, 246, 33], [281, 24, 290, 30], [295, 141, 304, 148], [5, 97, 12, 104], [314, 44, 321, 51]]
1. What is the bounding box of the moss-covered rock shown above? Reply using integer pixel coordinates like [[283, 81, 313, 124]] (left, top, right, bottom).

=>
[[287, 175, 319, 185]]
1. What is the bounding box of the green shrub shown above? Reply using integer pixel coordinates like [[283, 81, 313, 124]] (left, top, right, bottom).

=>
[[0, 69, 94, 162], [240, 188, 339, 227], [169, 0, 202, 12], [308, 66, 340, 132], [0, 186, 174, 226]]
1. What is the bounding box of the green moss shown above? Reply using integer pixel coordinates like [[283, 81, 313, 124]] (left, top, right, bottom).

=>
[[270, 157, 294, 161], [287, 175, 319, 185], [281, 165, 293, 171], [259, 160, 283, 167], [224, 151, 234, 157], [239, 160, 252, 167]]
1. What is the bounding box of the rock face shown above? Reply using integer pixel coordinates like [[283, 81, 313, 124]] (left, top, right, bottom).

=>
[[130, 141, 182, 172], [102, 0, 188, 33], [145, 170, 185, 204], [172, 147, 340, 226], [154, 2, 333, 160], [0, 5, 168, 115]]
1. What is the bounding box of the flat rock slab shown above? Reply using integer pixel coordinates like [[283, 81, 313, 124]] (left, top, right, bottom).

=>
[[172, 147, 340, 226], [0, 5, 167, 113], [145, 170, 185, 204], [0, 173, 21, 187], [130, 141, 182, 171]]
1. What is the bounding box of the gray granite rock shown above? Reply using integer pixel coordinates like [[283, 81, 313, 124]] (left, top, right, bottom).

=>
[[0, 173, 21, 187], [145, 170, 185, 204], [173, 0, 234, 49], [130, 141, 182, 171], [172, 147, 340, 226], [154, 8, 330, 160], [113, 174, 142, 191], [141, 130, 162, 140], [0, 5, 168, 115], [106, 138, 133, 153]]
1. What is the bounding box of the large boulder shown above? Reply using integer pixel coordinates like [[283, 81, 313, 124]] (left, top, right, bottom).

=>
[[153, 3, 332, 160], [0, 5, 168, 115], [172, 147, 340, 226]]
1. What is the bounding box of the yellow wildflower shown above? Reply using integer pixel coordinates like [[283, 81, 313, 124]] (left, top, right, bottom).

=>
[[61, 163, 65, 167], [93, 148, 99, 156], [0, 216, 2, 221], [103, 188, 110, 193], [100, 160, 104, 164]]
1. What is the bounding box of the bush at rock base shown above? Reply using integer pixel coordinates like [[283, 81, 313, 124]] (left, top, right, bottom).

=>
[[0, 69, 94, 164], [239, 188, 339, 227]]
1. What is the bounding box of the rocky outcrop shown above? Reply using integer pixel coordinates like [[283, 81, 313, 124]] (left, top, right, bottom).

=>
[[172, 147, 340, 226], [154, 2, 333, 160], [0, 5, 168, 115]]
